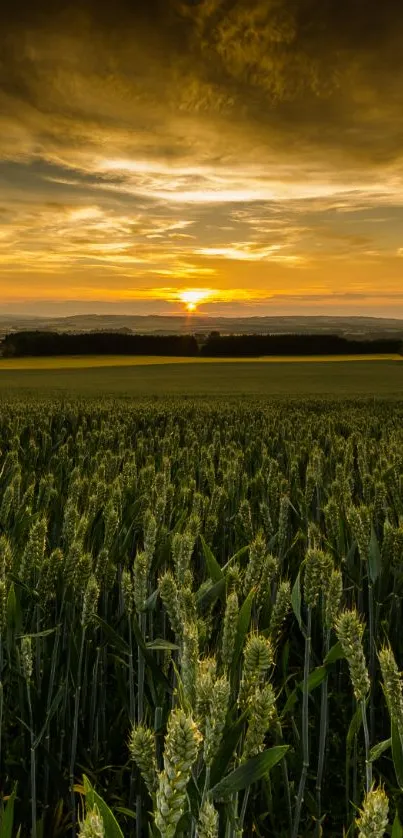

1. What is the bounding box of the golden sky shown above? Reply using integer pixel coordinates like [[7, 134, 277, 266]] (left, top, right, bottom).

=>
[[1, 0, 403, 316]]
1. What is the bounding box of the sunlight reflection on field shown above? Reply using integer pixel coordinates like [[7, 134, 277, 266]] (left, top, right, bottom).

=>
[[0, 354, 401, 370]]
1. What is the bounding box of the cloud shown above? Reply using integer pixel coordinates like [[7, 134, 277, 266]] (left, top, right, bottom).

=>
[[195, 242, 306, 264], [2, 0, 403, 313], [2, 0, 403, 172]]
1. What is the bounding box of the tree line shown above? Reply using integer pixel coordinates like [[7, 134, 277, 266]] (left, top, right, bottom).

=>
[[200, 333, 403, 356], [2, 330, 402, 357], [1, 331, 199, 357]]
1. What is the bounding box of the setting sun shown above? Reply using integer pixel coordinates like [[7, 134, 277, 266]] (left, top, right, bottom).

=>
[[179, 289, 213, 312]]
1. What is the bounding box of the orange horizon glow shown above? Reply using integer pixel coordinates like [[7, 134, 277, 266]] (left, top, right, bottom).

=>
[[4, 284, 403, 318]]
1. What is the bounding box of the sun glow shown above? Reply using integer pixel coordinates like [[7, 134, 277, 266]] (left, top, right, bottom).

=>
[[179, 289, 213, 312]]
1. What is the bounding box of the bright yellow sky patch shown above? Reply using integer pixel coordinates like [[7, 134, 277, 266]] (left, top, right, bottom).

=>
[[178, 289, 214, 311]]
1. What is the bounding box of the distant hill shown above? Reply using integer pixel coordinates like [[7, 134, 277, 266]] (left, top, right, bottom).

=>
[[1, 314, 403, 341]]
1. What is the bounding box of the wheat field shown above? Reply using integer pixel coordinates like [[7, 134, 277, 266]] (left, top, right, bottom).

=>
[[1, 398, 403, 836]]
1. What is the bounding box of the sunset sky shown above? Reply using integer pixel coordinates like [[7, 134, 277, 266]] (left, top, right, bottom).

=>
[[2, 0, 403, 317]]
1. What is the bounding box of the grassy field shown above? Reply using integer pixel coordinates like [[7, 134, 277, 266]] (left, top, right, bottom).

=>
[[0, 353, 401, 369], [0, 356, 402, 396]]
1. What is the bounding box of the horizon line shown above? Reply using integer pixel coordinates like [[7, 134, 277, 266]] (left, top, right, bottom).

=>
[[1, 312, 403, 323]]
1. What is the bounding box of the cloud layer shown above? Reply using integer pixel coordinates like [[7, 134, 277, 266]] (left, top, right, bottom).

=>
[[2, 0, 403, 314]]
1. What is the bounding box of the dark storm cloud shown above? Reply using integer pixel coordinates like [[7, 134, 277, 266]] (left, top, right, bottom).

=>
[[2, 0, 403, 167]]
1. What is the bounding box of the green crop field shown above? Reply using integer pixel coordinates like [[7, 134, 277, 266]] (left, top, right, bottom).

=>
[[1, 397, 403, 837], [0, 356, 402, 397]]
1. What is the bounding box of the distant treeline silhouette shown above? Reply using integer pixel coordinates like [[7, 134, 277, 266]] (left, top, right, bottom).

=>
[[1, 331, 199, 357], [200, 333, 403, 356], [2, 330, 402, 358]]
